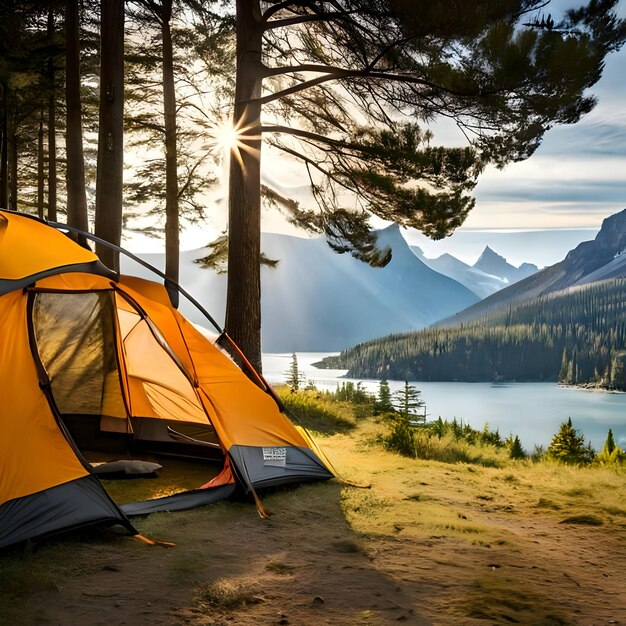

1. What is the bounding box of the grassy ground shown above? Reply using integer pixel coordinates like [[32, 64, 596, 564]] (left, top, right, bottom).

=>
[[1, 410, 625, 625]]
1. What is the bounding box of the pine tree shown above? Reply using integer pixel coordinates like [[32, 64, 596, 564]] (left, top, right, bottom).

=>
[[284, 352, 304, 392], [375, 379, 394, 415], [610, 352, 626, 389], [393, 381, 425, 425], [94, 0, 125, 272], [547, 418, 595, 464], [509, 435, 526, 460], [223, 0, 626, 370], [604, 428, 616, 456], [65, 0, 89, 236], [598, 428, 626, 464]]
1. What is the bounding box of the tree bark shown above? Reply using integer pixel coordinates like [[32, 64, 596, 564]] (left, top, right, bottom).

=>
[[47, 7, 57, 221], [0, 87, 6, 209], [38, 109, 45, 219], [65, 0, 89, 235], [95, 0, 125, 271], [8, 109, 16, 211], [161, 0, 179, 306], [225, 0, 264, 371]]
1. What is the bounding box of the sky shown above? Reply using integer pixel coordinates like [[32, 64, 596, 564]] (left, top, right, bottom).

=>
[[466, 44, 626, 231]]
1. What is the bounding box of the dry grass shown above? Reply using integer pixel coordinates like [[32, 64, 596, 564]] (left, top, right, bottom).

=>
[[322, 420, 626, 545], [194, 578, 260, 610], [411, 430, 508, 467]]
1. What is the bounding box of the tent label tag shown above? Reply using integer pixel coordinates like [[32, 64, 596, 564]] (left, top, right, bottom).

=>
[[262, 447, 286, 466]]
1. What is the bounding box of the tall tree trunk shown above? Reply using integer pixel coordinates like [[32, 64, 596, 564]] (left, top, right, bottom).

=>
[[8, 110, 16, 211], [95, 0, 124, 271], [225, 0, 264, 370], [161, 0, 179, 306], [0, 87, 8, 209], [38, 109, 45, 219], [47, 8, 57, 221], [65, 0, 89, 235]]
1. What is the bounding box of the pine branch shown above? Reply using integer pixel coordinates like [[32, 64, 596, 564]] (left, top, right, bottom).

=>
[[262, 1, 316, 23], [251, 69, 473, 106], [261, 124, 347, 147], [263, 10, 360, 31]]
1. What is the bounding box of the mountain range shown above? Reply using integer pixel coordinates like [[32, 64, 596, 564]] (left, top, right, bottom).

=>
[[314, 208, 626, 390], [125, 207, 616, 354], [412, 245, 537, 298], [405, 228, 599, 269], [438, 208, 626, 327], [123, 224, 479, 352], [474, 246, 538, 283]]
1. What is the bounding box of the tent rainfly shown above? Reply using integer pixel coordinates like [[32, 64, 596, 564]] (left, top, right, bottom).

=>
[[0, 210, 333, 549]]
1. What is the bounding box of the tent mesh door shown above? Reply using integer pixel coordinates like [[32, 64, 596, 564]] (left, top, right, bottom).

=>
[[31, 291, 127, 420]]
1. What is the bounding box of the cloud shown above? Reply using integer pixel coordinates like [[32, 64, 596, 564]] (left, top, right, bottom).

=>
[[467, 25, 626, 230]]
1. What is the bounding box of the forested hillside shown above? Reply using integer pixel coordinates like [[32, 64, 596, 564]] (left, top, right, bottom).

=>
[[315, 279, 626, 390]]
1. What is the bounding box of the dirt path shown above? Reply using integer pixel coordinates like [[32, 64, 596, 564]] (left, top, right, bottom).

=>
[[3, 428, 626, 625], [8, 485, 427, 626]]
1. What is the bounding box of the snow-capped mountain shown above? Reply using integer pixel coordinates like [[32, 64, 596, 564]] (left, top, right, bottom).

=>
[[411, 245, 537, 298], [436, 208, 626, 327], [473, 246, 538, 283]]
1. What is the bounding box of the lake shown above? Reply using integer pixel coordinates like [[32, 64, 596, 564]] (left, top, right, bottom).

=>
[[262, 352, 626, 452]]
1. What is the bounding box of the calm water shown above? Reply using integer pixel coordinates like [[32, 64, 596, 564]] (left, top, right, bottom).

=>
[[263, 352, 626, 451]]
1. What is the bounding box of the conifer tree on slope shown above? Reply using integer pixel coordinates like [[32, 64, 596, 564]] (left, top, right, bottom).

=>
[[375, 379, 394, 415], [224, 0, 625, 370], [598, 428, 626, 464], [393, 381, 424, 424]]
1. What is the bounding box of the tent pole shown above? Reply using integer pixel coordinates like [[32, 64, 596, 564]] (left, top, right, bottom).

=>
[[47, 219, 223, 334]]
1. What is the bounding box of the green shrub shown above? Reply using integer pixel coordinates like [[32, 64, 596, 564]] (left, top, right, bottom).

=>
[[531, 444, 546, 462], [384, 416, 416, 457], [412, 431, 504, 467], [380, 417, 506, 467]]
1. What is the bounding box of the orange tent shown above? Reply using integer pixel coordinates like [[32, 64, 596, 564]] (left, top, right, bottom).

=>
[[0, 210, 332, 549]]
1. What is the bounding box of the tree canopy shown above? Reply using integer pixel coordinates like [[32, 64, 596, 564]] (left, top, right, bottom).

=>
[[251, 0, 625, 242]]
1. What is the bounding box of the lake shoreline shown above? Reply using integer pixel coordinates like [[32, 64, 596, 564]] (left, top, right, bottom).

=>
[[263, 353, 626, 451], [312, 358, 626, 394], [307, 355, 626, 395]]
